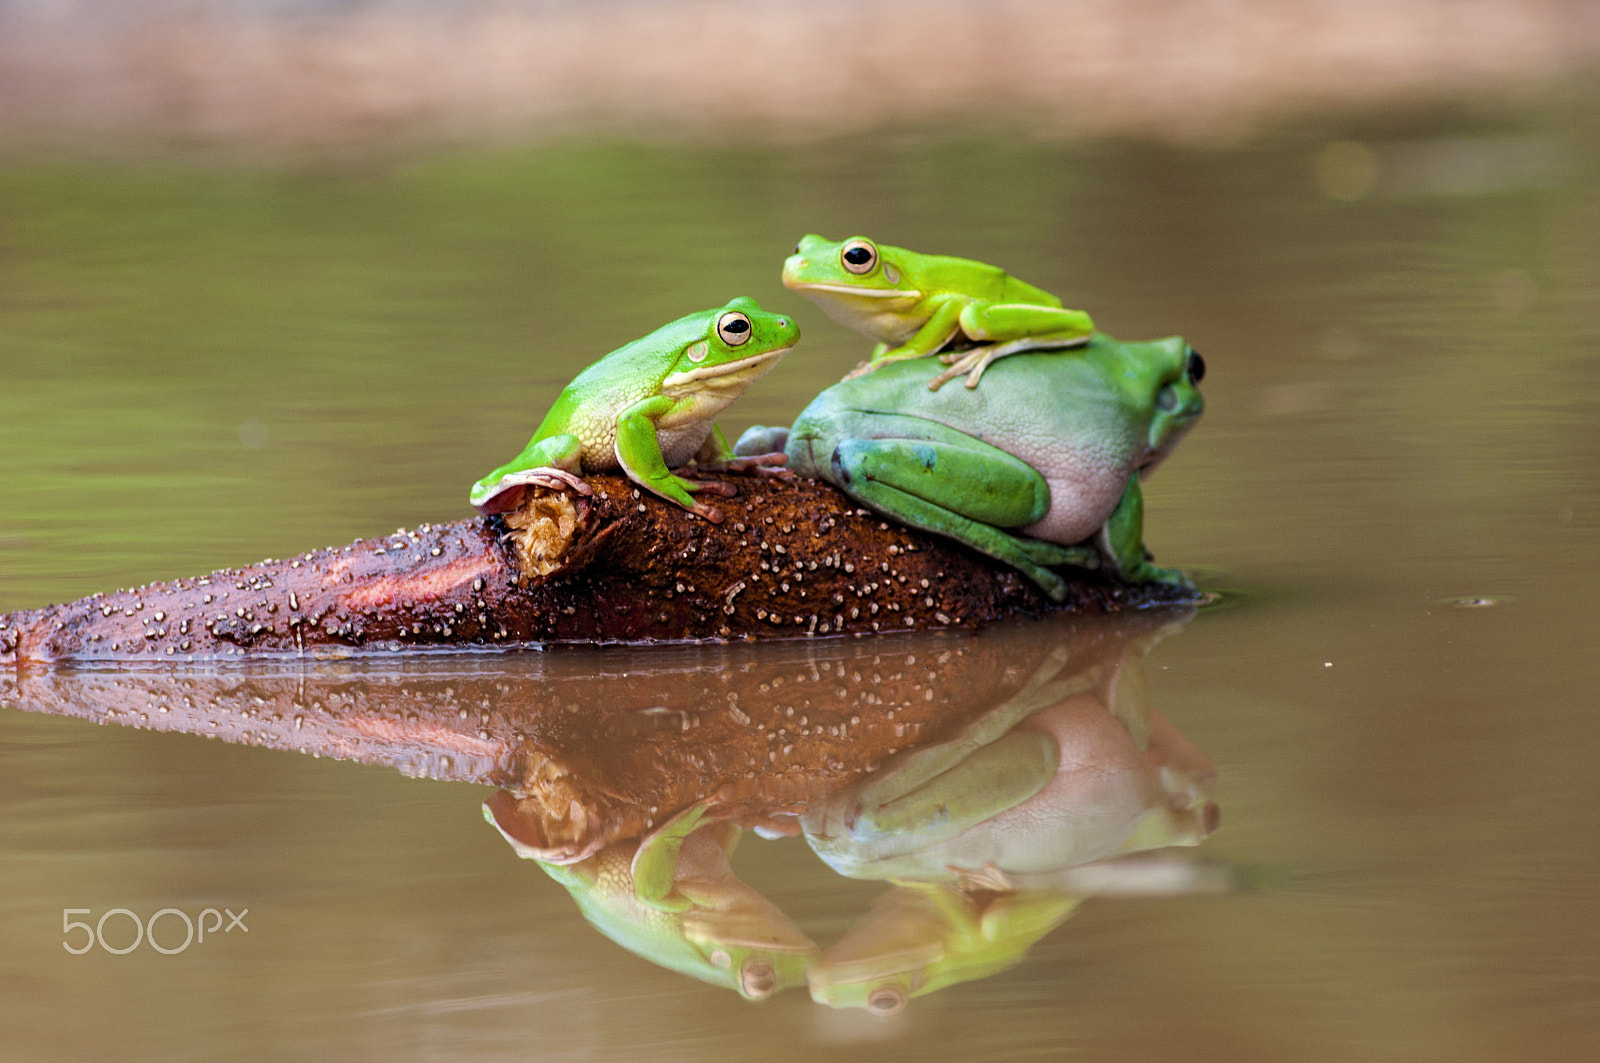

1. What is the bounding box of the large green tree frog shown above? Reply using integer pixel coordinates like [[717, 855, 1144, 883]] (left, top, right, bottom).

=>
[[781, 234, 1094, 389], [470, 297, 799, 523], [736, 333, 1205, 601]]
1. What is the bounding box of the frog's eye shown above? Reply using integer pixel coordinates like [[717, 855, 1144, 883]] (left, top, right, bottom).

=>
[[1187, 349, 1206, 383], [739, 959, 778, 1000], [717, 311, 753, 346], [841, 239, 878, 275], [867, 986, 906, 1015]]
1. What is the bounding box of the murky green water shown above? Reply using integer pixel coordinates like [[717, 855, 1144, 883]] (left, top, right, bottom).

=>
[[3, 105, 1600, 1060]]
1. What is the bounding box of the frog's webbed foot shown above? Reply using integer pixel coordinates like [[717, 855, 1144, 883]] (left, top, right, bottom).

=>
[[473, 467, 594, 515], [929, 335, 1092, 392], [701, 451, 794, 479]]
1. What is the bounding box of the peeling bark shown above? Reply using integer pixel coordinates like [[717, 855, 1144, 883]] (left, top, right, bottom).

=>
[[0, 473, 1195, 665]]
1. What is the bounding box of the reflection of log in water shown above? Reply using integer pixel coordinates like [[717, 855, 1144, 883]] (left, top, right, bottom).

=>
[[0, 474, 1190, 664], [0, 607, 1189, 863], [1, 597, 1223, 1009]]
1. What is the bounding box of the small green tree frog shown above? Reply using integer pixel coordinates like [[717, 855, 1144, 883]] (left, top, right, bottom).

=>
[[736, 333, 1204, 600], [470, 297, 799, 523], [781, 234, 1094, 389]]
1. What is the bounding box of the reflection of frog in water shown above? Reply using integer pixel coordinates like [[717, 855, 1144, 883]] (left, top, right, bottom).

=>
[[483, 611, 1222, 1009], [486, 798, 815, 1000], [801, 617, 1218, 1012]]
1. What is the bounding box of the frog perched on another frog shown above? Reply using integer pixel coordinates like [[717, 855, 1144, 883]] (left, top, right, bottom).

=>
[[736, 333, 1205, 601], [781, 234, 1095, 389], [470, 297, 799, 523]]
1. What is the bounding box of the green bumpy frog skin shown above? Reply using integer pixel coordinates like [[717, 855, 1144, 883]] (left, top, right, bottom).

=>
[[470, 297, 799, 523], [781, 234, 1094, 389], [736, 333, 1205, 601]]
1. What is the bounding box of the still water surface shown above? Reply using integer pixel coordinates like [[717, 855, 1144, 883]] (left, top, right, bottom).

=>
[[2, 109, 1599, 1059]]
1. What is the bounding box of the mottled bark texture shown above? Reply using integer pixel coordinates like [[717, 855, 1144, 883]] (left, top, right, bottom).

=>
[[0, 473, 1194, 665]]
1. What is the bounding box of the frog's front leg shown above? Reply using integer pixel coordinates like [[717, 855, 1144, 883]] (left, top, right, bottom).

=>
[[1096, 474, 1195, 590], [844, 298, 965, 379], [928, 303, 1096, 391], [469, 434, 593, 514], [825, 418, 1095, 601], [614, 396, 730, 523], [631, 802, 716, 912]]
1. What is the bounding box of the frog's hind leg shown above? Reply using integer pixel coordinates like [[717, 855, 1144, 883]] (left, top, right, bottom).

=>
[[957, 302, 1094, 346], [470, 435, 592, 514], [931, 303, 1095, 391], [930, 333, 1092, 392], [829, 432, 1096, 601]]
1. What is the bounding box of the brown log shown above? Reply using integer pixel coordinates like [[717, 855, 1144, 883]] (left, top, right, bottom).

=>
[[0, 472, 1195, 665]]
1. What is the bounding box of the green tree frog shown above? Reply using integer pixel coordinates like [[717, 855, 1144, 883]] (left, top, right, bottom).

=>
[[736, 333, 1205, 600], [470, 297, 799, 523], [781, 234, 1094, 389]]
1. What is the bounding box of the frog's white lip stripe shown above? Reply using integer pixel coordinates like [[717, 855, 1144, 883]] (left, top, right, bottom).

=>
[[663, 344, 794, 388], [787, 282, 921, 299]]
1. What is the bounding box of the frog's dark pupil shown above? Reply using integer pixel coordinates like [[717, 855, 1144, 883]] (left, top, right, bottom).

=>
[[844, 247, 873, 265], [1187, 350, 1206, 383], [724, 319, 749, 334]]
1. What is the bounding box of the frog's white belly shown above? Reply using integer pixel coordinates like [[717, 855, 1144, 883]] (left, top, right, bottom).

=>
[[570, 404, 712, 473], [1018, 443, 1133, 544], [955, 413, 1140, 545], [654, 422, 715, 467]]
